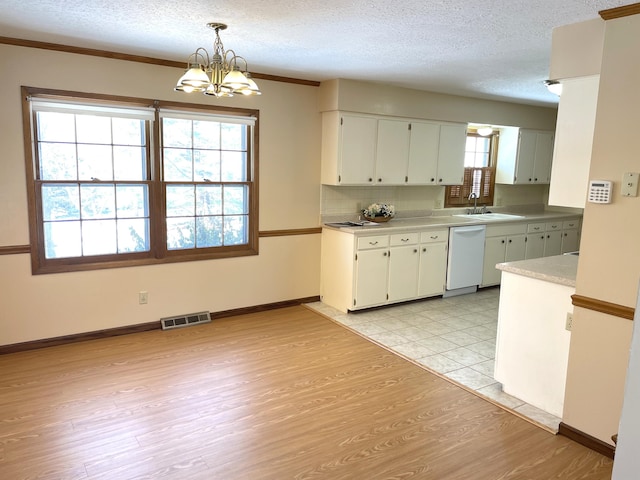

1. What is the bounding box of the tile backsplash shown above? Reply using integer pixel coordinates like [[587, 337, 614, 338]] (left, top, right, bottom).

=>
[[320, 183, 553, 219]]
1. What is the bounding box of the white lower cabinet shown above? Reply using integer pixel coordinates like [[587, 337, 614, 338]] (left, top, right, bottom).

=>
[[320, 227, 448, 312], [481, 224, 527, 287], [353, 235, 389, 308], [544, 230, 563, 257], [418, 230, 448, 296], [388, 233, 420, 302], [561, 219, 581, 253], [525, 218, 581, 260]]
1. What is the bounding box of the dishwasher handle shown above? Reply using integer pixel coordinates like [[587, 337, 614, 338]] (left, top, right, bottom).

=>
[[452, 226, 486, 234]]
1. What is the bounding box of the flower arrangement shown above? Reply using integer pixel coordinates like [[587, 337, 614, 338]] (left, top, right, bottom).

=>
[[362, 203, 395, 221]]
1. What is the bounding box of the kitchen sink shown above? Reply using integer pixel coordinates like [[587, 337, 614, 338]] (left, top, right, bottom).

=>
[[453, 213, 526, 221]]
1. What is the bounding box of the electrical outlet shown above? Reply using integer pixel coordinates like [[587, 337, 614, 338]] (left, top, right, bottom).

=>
[[139, 291, 148, 304], [565, 312, 573, 331]]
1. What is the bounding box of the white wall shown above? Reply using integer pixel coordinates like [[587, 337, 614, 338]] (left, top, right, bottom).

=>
[[0, 44, 322, 345], [561, 13, 640, 446]]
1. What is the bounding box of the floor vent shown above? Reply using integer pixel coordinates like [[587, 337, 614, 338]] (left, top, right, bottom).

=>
[[160, 311, 211, 330]]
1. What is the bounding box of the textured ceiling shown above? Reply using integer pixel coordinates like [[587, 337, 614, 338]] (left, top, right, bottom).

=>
[[0, 0, 628, 106]]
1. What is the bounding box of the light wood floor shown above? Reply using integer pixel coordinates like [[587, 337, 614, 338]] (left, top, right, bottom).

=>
[[0, 306, 612, 479]]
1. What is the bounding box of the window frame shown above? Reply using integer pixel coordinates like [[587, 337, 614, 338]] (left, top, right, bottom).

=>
[[21, 86, 259, 274], [444, 131, 498, 208]]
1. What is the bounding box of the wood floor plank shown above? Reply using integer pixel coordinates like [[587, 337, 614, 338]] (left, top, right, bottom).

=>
[[0, 306, 613, 479]]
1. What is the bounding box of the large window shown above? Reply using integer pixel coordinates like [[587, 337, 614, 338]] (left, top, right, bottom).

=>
[[22, 87, 258, 274], [445, 131, 497, 208]]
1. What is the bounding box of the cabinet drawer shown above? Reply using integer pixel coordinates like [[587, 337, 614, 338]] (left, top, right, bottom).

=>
[[563, 219, 580, 229], [420, 229, 448, 244], [357, 235, 389, 250], [390, 232, 419, 246], [546, 221, 562, 231], [527, 222, 546, 234]]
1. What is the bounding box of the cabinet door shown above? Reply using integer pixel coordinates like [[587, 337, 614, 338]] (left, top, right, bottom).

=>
[[561, 229, 579, 253], [407, 121, 439, 184], [418, 242, 447, 297], [505, 234, 526, 262], [514, 130, 537, 184], [525, 233, 546, 259], [354, 249, 389, 308], [544, 230, 562, 257], [388, 245, 420, 302], [436, 123, 466, 185], [376, 119, 410, 184], [533, 132, 554, 184], [339, 115, 377, 185], [482, 236, 507, 287]]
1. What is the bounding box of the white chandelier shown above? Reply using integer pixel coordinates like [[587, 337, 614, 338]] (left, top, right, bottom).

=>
[[174, 23, 261, 97]]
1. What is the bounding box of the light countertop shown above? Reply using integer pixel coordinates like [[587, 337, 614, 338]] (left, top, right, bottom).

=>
[[322, 211, 581, 235], [496, 254, 578, 287]]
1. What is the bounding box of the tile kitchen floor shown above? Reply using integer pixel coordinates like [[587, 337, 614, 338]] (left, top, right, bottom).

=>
[[306, 287, 562, 432]]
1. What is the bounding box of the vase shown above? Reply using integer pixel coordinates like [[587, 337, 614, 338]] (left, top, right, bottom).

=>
[[364, 215, 392, 223]]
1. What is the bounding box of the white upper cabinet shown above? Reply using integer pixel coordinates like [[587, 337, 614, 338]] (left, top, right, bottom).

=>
[[321, 112, 377, 185], [376, 119, 411, 184], [407, 121, 440, 184], [321, 111, 466, 186], [496, 128, 555, 185], [436, 123, 467, 185]]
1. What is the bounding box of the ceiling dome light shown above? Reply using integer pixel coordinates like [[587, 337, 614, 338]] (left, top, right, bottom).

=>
[[544, 80, 563, 96], [477, 126, 493, 136]]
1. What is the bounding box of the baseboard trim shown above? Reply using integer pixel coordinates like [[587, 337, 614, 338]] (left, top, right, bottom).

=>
[[0, 296, 321, 355], [558, 422, 616, 459]]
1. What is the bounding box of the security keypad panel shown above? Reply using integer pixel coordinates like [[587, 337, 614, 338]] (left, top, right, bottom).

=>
[[588, 180, 612, 204]]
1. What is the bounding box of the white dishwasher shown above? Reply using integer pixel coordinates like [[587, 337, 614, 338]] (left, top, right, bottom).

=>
[[444, 224, 486, 297]]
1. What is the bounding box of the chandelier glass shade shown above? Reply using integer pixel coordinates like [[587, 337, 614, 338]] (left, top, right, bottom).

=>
[[174, 23, 261, 97]]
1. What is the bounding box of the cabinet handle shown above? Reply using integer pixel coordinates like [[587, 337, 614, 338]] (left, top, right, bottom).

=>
[[541, 235, 545, 239], [534, 178, 538, 181], [438, 178, 443, 182], [368, 178, 373, 182], [430, 177, 435, 182], [564, 233, 568, 237], [501, 240, 505, 244], [413, 249, 418, 253], [378, 178, 382, 182], [405, 176, 408, 183], [369, 241, 378, 246], [430, 235, 439, 239], [383, 252, 388, 256], [508, 239, 512, 243], [533, 227, 540, 231], [401, 238, 410, 242], [422, 248, 427, 252], [528, 178, 532, 182]]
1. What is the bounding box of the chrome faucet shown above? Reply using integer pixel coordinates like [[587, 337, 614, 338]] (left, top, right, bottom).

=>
[[468, 192, 479, 214]]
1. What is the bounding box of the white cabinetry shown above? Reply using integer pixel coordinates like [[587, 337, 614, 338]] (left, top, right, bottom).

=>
[[321, 112, 377, 185], [543, 221, 563, 257], [353, 235, 389, 308], [496, 128, 555, 185], [418, 230, 448, 297], [376, 119, 411, 184], [321, 111, 466, 186], [481, 223, 527, 287], [388, 232, 420, 302], [561, 219, 581, 253], [525, 218, 581, 260], [320, 227, 449, 312]]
